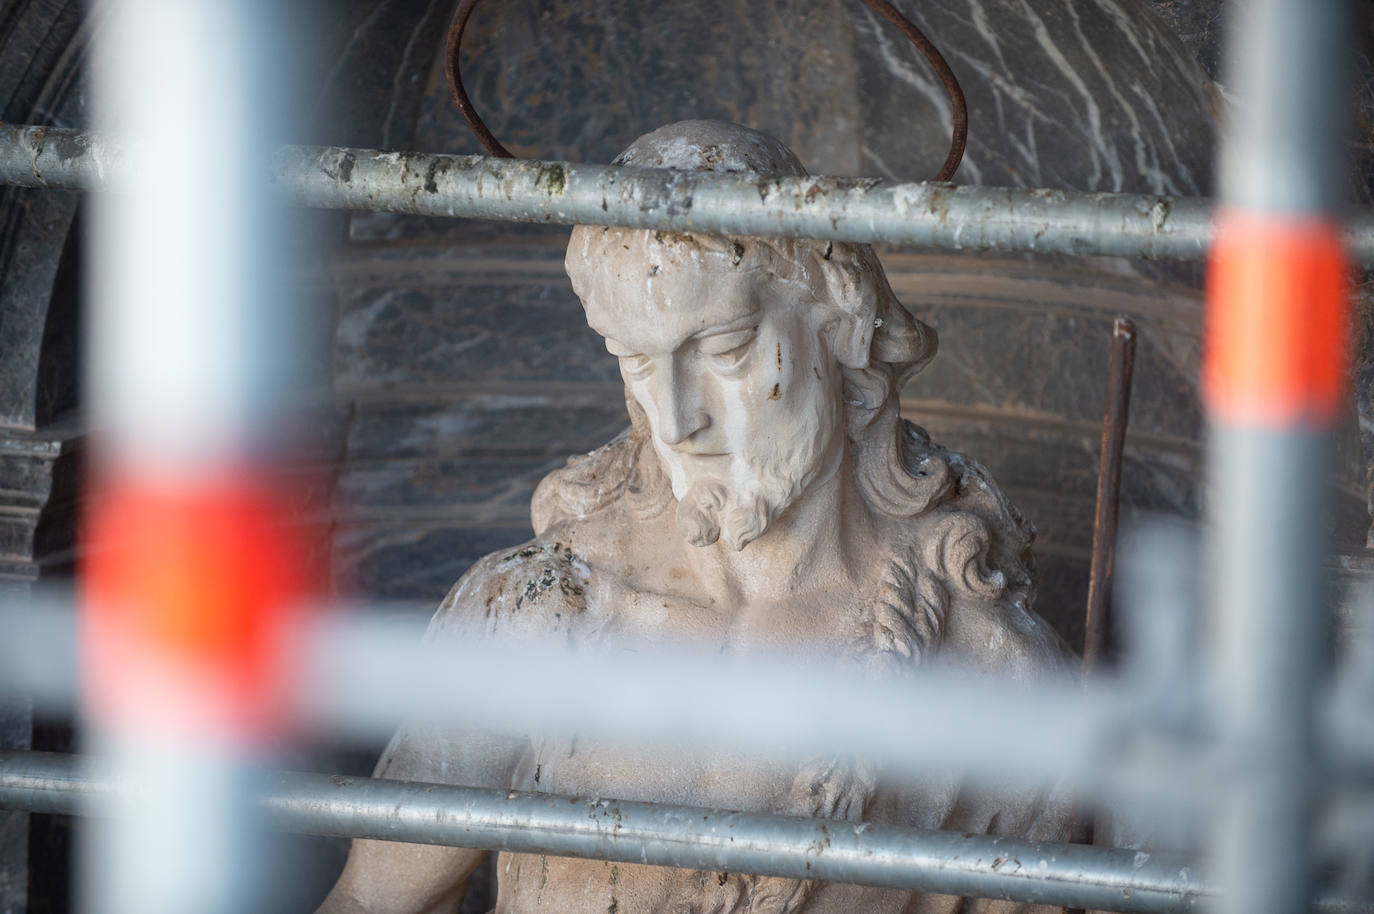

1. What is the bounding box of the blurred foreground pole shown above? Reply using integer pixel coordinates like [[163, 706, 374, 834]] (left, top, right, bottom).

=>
[[1206, 2, 1352, 914], [82, 2, 307, 912]]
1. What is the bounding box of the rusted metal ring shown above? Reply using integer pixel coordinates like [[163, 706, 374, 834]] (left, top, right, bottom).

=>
[[859, 1, 967, 182], [444, 0, 512, 159], [445, 1, 968, 182]]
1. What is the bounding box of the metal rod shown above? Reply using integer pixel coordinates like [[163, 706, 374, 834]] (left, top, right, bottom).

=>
[[4, 751, 1370, 914], [0, 750, 1201, 914], [1067, 317, 1139, 905], [1083, 317, 1138, 679], [82, 1, 310, 911], [5, 123, 1374, 263]]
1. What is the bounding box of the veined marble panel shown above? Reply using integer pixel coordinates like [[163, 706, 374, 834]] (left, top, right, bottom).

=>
[[333, 520, 535, 602], [854, 0, 1217, 193], [342, 386, 628, 461], [334, 282, 616, 388], [335, 455, 566, 524], [343, 0, 1219, 245]]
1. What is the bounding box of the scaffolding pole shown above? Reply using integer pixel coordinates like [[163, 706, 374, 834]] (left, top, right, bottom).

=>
[[4, 123, 1374, 263], [6, 751, 1374, 914], [1203, 4, 1353, 914], [0, 750, 1205, 914]]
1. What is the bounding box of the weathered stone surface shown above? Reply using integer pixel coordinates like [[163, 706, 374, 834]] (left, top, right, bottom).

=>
[[4, 1, 1371, 909], [0, 4, 97, 905], [0, 0, 88, 432], [0, 452, 55, 511], [306, 0, 461, 152]]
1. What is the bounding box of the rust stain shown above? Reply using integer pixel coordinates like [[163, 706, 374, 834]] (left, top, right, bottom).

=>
[[768, 383, 781, 400]]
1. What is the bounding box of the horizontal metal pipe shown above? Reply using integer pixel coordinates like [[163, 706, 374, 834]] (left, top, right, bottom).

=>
[[1, 749, 1362, 914], [4, 122, 1374, 263], [0, 750, 1353, 914], [1, 751, 1204, 913]]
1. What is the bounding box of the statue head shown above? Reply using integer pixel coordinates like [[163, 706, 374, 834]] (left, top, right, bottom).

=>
[[564, 121, 943, 551]]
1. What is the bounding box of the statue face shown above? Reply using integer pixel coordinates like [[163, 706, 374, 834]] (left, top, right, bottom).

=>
[[580, 240, 845, 550]]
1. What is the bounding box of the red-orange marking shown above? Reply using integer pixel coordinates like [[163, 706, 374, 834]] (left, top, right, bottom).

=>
[[82, 472, 310, 741], [1204, 210, 1351, 426]]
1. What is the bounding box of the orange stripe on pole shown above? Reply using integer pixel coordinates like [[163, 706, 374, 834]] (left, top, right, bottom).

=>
[[82, 473, 311, 742], [1204, 210, 1351, 426]]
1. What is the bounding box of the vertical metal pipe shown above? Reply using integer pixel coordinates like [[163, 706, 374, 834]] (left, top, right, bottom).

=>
[[84, 2, 307, 912], [1207, 5, 1353, 914]]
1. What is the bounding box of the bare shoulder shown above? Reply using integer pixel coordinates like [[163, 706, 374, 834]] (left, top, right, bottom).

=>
[[528, 426, 678, 579], [938, 597, 1076, 680], [430, 536, 596, 639]]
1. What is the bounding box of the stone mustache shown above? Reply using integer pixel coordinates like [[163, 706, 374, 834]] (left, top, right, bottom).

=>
[[317, 120, 1073, 914]]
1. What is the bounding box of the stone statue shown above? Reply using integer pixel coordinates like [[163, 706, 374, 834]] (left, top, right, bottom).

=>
[[318, 120, 1074, 914]]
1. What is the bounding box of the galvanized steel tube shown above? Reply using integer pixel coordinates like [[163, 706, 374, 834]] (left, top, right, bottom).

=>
[[5, 122, 1374, 263], [1, 751, 1206, 914], [6, 750, 1372, 914], [1204, 3, 1353, 914]]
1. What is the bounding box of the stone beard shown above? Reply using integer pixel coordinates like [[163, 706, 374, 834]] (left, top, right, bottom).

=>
[[671, 362, 832, 552], [562, 222, 872, 561]]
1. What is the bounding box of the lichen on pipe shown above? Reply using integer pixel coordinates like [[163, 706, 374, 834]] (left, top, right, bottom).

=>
[[4, 122, 1374, 263], [282, 143, 1219, 260]]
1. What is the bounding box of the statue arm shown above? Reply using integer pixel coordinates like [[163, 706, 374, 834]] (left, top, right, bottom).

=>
[[316, 556, 536, 914], [315, 722, 527, 914], [313, 840, 478, 914]]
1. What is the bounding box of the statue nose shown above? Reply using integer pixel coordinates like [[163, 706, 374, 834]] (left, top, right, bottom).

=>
[[659, 407, 708, 446], [652, 365, 709, 446]]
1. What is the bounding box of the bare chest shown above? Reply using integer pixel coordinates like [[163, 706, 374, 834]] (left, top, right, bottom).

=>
[[582, 571, 863, 656], [515, 571, 866, 800]]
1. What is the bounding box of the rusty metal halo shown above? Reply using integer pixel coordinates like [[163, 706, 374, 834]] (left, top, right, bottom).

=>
[[445, 0, 968, 182]]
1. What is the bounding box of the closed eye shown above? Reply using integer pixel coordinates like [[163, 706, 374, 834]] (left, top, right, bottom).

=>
[[705, 340, 753, 372], [699, 329, 756, 373], [618, 353, 653, 379]]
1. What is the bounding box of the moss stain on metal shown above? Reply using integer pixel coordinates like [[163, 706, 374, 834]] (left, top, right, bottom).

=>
[[537, 163, 567, 196]]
